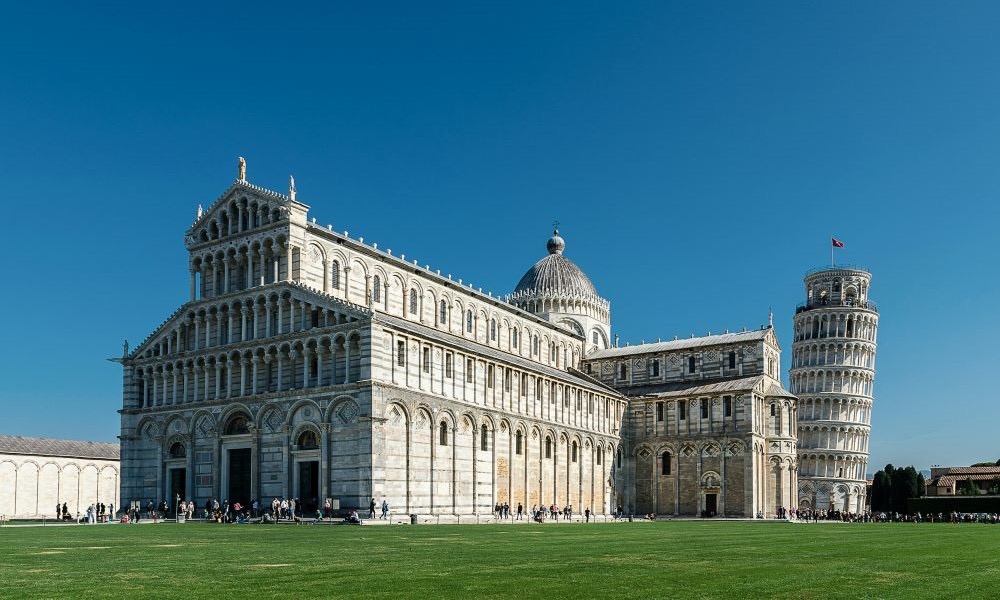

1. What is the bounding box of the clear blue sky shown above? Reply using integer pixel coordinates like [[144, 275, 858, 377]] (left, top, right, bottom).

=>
[[2, 2, 997, 472]]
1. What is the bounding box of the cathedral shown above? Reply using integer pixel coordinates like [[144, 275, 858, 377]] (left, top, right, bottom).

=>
[[119, 162, 804, 518]]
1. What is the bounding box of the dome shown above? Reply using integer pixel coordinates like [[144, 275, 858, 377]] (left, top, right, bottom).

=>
[[513, 229, 601, 300]]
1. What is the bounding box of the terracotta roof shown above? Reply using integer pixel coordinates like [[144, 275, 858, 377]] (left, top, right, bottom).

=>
[[0, 435, 120, 460], [588, 329, 769, 359], [935, 466, 1000, 475]]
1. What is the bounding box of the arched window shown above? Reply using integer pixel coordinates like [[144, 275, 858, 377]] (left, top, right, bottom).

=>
[[297, 430, 318, 449], [572, 441, 578, 463], [490, 319, 497, 341], [480, 424, 489, 451], [439, 421, 448, 446], [439, 300, 447, 324], [617, 448, 622, 468], [512, 328, 519, 348], [515, 431, 523, 455], [592, 331, 598, 345], [662, 451, 671, 475], [545, 436, 552, 459], [168, 441, 186, 459], [466, 310, 473, 332], [224, 415, 250, 435], [372, 275, 381, 303], [331, 260, 341, 290], [533, 336, 539, 355], [596, 448, 602, 465], [409, 289, 418, 315]]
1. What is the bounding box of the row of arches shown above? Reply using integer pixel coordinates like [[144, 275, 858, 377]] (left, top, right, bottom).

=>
[[190, 235, 292, 301], [791, 342, 876, 369], [382, 400, 620, 514], [508, 292, 610, 324], [797, 454, 868, 481], [794, 311, 878, 343], [193, 195, 284, 244], [140, 290, 362, 359], [0, 459, 119, 518], [797, 425, 870, 453], [789, 369, 874, 397], [798, 480, 867, 513], [133, 332, 364, 408], [806, 274, 870, 306], [796, 396, 872, 425]]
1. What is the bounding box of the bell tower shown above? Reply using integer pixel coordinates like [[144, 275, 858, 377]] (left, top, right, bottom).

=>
[[789, 266, 878, 514]]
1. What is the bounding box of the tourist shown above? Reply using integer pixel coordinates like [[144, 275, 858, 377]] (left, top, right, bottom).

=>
[[381, 499, 389, 520], [517, 503, 523, 520], [369, 498, 377, 519], [585, 508, 591, 523], [323, 498, 332, 519]]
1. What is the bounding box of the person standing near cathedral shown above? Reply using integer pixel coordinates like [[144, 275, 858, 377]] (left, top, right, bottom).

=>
[[381, 499, 389, 520], [369, 497, 377, 519]]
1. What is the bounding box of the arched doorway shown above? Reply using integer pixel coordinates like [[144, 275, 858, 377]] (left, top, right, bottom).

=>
[[222, 413, 253, 509]]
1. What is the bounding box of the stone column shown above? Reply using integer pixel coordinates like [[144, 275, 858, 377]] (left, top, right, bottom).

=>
[[265, 304, 272, 338], [239, 358, 247, 397], [302, 348, 311, 388], [214, 364, 222, 399], [204, 363, 211, 402], [189, 269, 197, 301], [171, 369, 179, 405], [241, 308, 249, 343], [258, 249, 266, 286], [319, 424, 330, 507], [223, 259, 231, 294], [276, 352, 284, 392], [344, 341, 351, 384], [182, 367, 190, 404], [251, 357, 260, 395], [277, 300, 285, 335], [285, 244, 293, 282]]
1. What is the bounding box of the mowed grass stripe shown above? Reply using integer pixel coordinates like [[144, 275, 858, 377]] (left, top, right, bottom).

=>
[[0, 522, 997, 599]]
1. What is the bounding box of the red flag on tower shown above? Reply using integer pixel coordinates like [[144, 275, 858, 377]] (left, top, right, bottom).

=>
[[832, 238, 845, 248]]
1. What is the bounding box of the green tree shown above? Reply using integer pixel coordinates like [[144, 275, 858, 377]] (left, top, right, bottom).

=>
[[871, 469, 891, 512], [961, 478, 980, 496]]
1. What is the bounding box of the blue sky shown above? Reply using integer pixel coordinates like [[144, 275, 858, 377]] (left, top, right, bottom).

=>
[[1, 2, 997, 472]]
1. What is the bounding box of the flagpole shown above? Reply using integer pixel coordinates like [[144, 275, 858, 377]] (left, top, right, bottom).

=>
[[831, 234, 834, 267]]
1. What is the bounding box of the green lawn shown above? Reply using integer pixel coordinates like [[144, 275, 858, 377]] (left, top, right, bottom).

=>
[[0, 521, 997, 599]]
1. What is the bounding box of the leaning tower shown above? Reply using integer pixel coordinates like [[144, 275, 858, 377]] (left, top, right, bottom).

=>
[[789, 266, 878, 514]]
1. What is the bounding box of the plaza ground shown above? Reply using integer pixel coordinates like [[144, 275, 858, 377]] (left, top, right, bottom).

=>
[[0, 520, 997, 599]]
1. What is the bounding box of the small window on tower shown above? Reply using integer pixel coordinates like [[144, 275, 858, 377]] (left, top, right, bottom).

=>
[[688, 356, 696, 373], [728, 351, 736, 369]]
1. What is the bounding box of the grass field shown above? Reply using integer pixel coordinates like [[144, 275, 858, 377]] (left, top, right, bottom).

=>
[[1, 520, 997, 599]]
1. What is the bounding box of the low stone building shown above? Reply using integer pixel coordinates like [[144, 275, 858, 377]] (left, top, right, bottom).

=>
[[0, 435, 120, 519], [926, 466, 1000, 496]]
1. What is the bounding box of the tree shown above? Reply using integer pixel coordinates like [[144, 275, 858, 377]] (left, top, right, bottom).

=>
[[871, 469, 891, 512], [870, 464, 923, 513], [961, 478, 980, 496]]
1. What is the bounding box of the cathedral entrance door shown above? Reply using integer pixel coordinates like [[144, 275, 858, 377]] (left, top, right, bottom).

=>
[[227, 448, 252, 508], [705, 493, 717, 517], [297, 461, 319, 514], [168, 468, 186, 508]]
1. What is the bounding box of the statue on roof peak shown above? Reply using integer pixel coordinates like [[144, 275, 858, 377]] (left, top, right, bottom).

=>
[[238, 156, 247, 182]]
